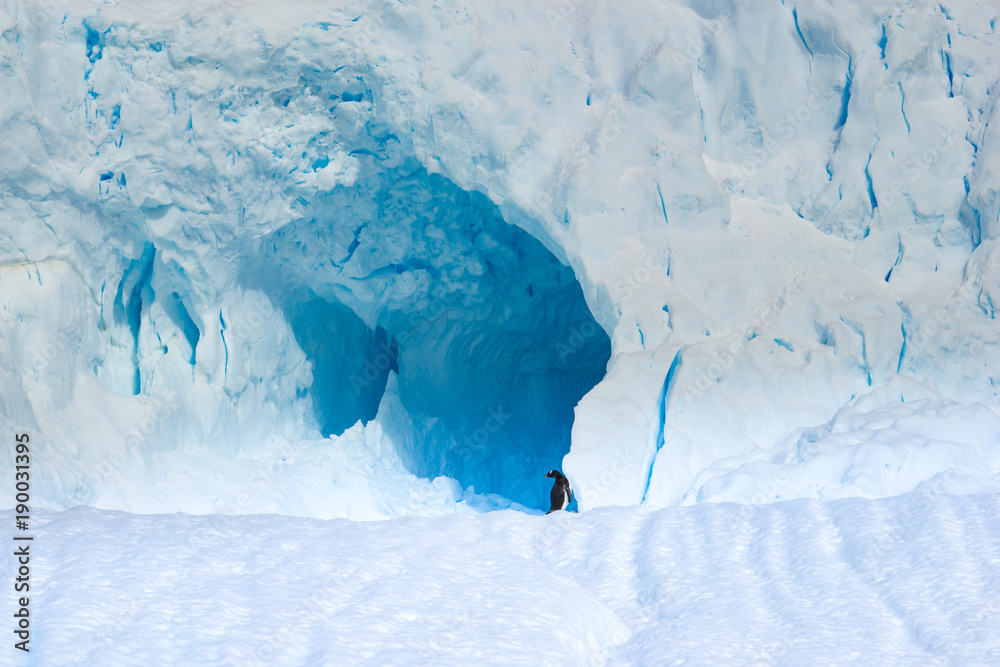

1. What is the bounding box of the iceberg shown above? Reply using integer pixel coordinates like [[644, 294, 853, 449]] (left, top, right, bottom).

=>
[[0, 0, 998, 518]]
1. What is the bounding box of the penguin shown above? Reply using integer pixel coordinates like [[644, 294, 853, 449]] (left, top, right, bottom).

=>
[[544, 470, 572, 514]]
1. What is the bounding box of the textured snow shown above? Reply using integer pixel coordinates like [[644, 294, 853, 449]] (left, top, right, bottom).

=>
[[5, 492, 1000, 665], [1, 0, 999, 516]]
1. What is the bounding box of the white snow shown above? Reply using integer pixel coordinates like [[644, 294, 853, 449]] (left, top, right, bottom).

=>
[[0, 1, 999, 661], [5, 492, 999, 665]]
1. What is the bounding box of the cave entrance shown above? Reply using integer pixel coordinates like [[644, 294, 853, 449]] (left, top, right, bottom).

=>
[[379, 211, 611, 510], [262, 146, 609, 510]]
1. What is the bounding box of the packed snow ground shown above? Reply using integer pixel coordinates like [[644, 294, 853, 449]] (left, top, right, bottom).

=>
[[6, 491, 999, 666], [3, 0, 1000, 517]]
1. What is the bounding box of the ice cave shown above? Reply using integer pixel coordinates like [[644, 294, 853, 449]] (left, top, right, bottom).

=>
[[257, 155, 612, 509], [1, 0, 999, 521]]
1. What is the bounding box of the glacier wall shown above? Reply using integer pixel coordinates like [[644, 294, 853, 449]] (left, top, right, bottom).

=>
[[1, 0, 998, 517]]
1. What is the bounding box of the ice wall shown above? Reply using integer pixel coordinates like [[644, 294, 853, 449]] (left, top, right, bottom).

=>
[[0, 0, 998, 517]]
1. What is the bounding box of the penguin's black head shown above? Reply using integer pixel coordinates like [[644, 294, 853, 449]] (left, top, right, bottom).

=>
[[544, 470, 563, 479]]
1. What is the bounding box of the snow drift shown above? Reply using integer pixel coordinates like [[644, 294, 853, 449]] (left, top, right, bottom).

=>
[[0, 0, 998, 517]]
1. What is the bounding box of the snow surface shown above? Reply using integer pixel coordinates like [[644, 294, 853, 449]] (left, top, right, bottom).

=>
[[1, 0, 999, 515], [3, 1, 1000, 663], [5, 492, 999, 665]]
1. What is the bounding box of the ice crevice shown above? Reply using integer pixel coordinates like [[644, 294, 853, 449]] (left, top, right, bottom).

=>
[[792, 8, 815, 58]]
